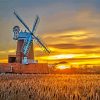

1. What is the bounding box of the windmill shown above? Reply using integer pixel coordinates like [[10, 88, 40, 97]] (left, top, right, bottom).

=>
[[13, 11, 50, 64]]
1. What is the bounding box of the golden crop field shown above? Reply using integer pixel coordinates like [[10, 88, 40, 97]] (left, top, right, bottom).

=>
[[0, 74, 100, 100]]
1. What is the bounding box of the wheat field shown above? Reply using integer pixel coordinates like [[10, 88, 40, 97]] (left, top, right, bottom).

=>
[[0, 74, 100, 100]]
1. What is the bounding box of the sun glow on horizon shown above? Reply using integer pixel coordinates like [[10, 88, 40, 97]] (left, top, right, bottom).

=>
[[56, 64, 71, 70], [39, 54, 74, 60]]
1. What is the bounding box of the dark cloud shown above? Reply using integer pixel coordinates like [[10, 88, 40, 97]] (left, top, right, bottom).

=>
[[49, 43, 99, 49], [79, 37, 100, 44], [60, 34, 87, 38]]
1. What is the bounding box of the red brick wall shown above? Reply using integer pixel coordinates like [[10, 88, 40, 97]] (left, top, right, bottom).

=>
[[16, 40, 34, 63], [0, 63, 49, 74]]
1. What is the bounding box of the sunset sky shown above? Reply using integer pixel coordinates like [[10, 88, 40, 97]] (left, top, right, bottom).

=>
[[0, 0, 100, 65]]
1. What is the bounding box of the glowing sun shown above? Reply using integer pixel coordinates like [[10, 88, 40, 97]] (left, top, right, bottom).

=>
[[56, 64, 71, 70]]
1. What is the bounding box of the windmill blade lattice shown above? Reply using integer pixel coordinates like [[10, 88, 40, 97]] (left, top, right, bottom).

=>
[[22, 35, 33, 55], [32, 15, 40, 33], [34, 36, 50, 53], [14, 11, 31, 33]]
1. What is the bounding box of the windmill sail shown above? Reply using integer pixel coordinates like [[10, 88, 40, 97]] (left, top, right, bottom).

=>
[[14, 11, 50, 56], [14, 11, 31, 33], [34, 36, 50, 53], [22, 35, 33, 56], [32, 15, 40, 33]]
